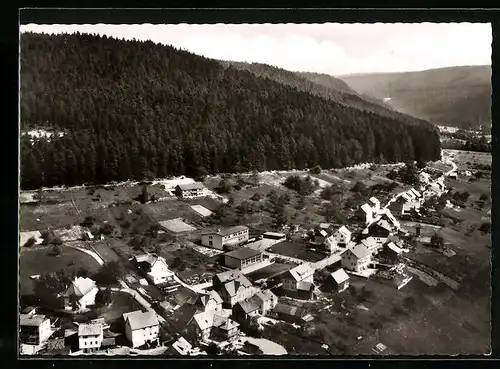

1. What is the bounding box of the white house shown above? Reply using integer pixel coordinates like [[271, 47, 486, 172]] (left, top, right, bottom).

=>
[[360, 236, 379, 255], [19, 314, 52, 355], [341, 244, 371, 272], [281, 263, 314, 292], [334, 226, 352, 247], [201, 226, 249, 250], [212, 270, 258, 307], [193, 290, 223, 313], [62, 277, 99, 312], [254, 289, 278, 315], [123, 310, 160, 348], [175, 182, 208, 199], [135, 254, 175, 285], [78, 320, 104, 353], [329, 268, 350, 293], [369, 197, 381, 213], [357, 203, 374, 225]]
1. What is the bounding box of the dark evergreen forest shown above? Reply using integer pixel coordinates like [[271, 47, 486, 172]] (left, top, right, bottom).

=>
[[20, 32, 441, 190]]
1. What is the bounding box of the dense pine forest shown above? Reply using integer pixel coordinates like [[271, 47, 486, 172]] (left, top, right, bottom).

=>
[[20, 32, 441, 190]]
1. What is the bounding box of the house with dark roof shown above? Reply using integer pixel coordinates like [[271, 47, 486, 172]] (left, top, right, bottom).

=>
[[123, 310, 160, 348], [233, 295, 261, 321], [224, 248, 263, 270], [268, 303, 314, 325], [341, 244, 371, 272], [355, 203, 375, 225], [191, 290, 223, 313], [212, 270, 258, 307], [187, 310, 239, 343], [379, 242, 405, 263], [135, 254, 175, 286], [367, 219, 393, 246], [201, 225, 250, 250], [175, 182, 208, 199]]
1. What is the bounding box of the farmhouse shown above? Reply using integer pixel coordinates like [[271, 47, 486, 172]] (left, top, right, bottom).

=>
[[341, 244, 371, 272], [62, 277, 99, 312], [175, 182, 208, 199], [201, 225, 249, 250], [212, 270, 258, 307], [268, 303, 314, 325], [19, 314, 52, 354], [224, 248, 263, 271], [334, 226, 352, 247], [135, 254, 175, 286], [388, 197, 415, 217], [192, 290, 223, 313], [233, 295, 261, 321], [254, 289, 278, 315], [360, 236, 379, 255], [281, 263, 315, 300], [379, 241, 405, 263], [123, 310, 160, 348], [366, 219, 393, 246], [78, 320, 103, 353], [189, 310, 239, 343], [327, 268, 350, 293]]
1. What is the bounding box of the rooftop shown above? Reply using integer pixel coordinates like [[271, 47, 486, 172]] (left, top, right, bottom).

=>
[[289, 263, 314, 282], [273, 303, 307, 318], [64, 277, 97, 297], [78, 321, 103, 336], [20, 314, 48, 327], [123, 310, 159, 331], [177, 182, 206, 191], [203, 225, 249, 237], [336, 225, 351, 237], [215, 269, 252, 286], [263, 231, 286, 239], [236, 295, 261, 314], [256, 289, 276, 302], [361, 236, 377, 248], [225, 247, 262, 260], [171, 337, 192, 355], [360, 203, 373, 214], [348, 244, 371, 259], [330, 268, 350, 284], [386, 242, 403, 254], [297, 281, 314, 291]]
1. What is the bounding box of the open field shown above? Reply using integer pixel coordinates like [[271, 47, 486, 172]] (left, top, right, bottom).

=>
[[158, 218, 197, 233], [20, 202, 81, 231], [443, 149, 491, 169], [246, 263, 293, 282], [19, 245, 102, 295], [98, 291, 146, 324], [268, 241, 325, 262]]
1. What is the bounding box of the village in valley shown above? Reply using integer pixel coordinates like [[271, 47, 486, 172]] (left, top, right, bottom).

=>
[[19, 147, 491, 356]]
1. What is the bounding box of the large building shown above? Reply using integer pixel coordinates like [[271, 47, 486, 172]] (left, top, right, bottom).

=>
[[123, 310, 160, 348], [341, 244, 371, 272], [201, 226, 249, 250], [175, 182, 208, 199], [212, 270, 258, 307], [78, 320, 104, 353], [19, 314, 52, 355], [224, 248, 263, 270]]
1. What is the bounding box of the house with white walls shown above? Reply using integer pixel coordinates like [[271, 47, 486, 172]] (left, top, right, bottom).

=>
[[78, 320, 103, 353], [123, 310, 160, 348], [62, 277, 99, 312]]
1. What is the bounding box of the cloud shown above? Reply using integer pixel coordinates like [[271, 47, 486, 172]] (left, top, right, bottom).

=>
[[20, 23, 491, 75]]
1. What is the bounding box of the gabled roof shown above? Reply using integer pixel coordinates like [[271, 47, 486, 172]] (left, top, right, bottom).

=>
[[193, 311, 214, 331], [401, 193, 412, 202], [21, 306, 37, 314], [319, 223, 332, 230], [78, 321, 103, 336], [123, 310, 159, 331], [236, 295, 261, 314], [360, 203, 372, 214], [224, 247, 261, 260], [214, 317, 239, 331], [410, 188, 422, 197], [64, 277, 97, 297], [386, 242, 403, 254], [336, 225, 351, 238], [318, 230, 328, 237], [372, 219, 392, 232], [224, 279, 252, 297], [209, 290, 223, 304], [369, 197, 380, 205], [20, 314, 48, 327], [288, 263, 314, 282], [273, 303, 307, 318], [177, 182, 206, 191], [256, 289, 276, 303], [196, 290, 223, 308], [214, 269, 252, 286], [347, 244, 371, 259], [330, 268, 350, 284]]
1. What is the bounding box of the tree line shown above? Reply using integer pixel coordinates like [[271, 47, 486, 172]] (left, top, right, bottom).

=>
[[20, 32, 441, 190]]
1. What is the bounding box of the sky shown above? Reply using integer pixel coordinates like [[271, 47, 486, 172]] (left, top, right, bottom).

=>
[[20, 23, 492, 76]]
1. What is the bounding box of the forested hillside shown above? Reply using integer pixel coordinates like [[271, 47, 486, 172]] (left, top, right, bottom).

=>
[[340, 66, 492, 130], [20, 32, 441, 190], [224, 61, 433, 127]]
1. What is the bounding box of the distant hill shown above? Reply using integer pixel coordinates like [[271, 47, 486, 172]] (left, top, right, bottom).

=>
[[20, 32, 441, 190], [223, 61, 434, 127], [339, 66, 492, 130]]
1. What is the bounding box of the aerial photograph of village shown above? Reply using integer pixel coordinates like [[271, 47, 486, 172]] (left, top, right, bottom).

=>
[[18, 20, 491, 356]]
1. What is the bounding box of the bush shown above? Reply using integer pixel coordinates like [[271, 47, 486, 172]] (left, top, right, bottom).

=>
[[479, 193, 489, 201], [430, 233, 444, 248], [81, 216, 95, 228], [206, 342, 220, 355], [250, 193, 262, 201], [24, 237, 36, 248], [478, 222, 491, 234], [309, 165, 322, 174]]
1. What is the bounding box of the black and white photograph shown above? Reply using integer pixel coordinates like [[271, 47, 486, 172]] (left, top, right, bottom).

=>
[[18, 18, 492, 357]]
